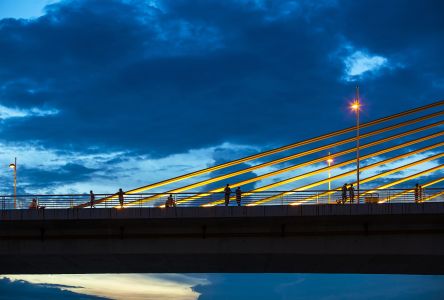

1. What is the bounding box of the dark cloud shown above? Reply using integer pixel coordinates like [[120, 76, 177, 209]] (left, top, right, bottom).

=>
[[19, 163, 97, 190], [201, 146, 259, 193], [1, 0, 441, 158], [0, 0, 442, 196], [0, 277, 108, 300]]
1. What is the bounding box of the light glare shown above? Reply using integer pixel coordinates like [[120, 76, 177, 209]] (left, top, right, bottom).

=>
[[351, 100, 360, 111]]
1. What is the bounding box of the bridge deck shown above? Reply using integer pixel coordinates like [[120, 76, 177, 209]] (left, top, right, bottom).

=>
[[1, 203, 444, 274], [1, 202, 443, 221]]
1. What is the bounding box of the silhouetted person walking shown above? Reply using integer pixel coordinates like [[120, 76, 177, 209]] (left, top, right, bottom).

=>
[[90, 190, 95, 208], [118, 188, 124, 208], [235, 187, 242, 206], [224, 184, 231, 206], [414, 183, 420, 203], [341, 183, 347, 204], [348, 184, 355, 203]]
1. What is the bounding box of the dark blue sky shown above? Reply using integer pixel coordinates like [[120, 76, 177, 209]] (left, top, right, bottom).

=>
[[1, 1, 444, 298], [0, 0, 443, 194]]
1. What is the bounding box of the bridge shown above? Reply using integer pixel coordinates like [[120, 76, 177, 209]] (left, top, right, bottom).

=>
[[1, 202, 444, 274], [0, 100, 443, 274]]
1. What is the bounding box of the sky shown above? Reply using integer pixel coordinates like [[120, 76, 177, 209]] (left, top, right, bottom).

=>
[[0, 0, 444, 299]]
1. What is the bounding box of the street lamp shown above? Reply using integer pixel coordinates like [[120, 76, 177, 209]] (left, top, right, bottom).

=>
[[327, 152, 333, 203], [9, 157, 17, 209], [350, 86, 361, 204]]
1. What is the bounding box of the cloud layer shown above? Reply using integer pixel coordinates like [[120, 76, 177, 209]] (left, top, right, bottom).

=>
[[0, 0, 442, 194]]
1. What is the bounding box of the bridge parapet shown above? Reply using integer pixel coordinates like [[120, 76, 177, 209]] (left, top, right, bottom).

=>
[[1, 202, 443, 221], [1, 188, 443, 210]]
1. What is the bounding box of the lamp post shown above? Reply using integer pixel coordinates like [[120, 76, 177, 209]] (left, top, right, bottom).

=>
[[327, 152, 333, 203], [9, 157, 17, 209], [350, 86, 361, 204]]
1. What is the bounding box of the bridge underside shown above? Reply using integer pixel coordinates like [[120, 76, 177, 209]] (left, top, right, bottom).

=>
[[1, 203, 444, 274]]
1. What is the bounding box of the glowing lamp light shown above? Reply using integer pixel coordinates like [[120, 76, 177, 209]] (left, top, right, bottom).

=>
[[9, 163, 15, 169], [350, 100, 360, 111], [327, 158, 334, 164]]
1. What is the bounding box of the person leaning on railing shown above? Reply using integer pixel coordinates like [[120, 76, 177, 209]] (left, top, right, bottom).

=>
[[90, 190, 95, 208], [165, 194, 176, 208], [341, 183, 347, 204], [224, 184, 231, 206], [235, 187, 242, 206], [414, 183, 420, 203], [28, 198, 45, 209], [29, 198, 38, 209], [118, 188, 124, 208], [348, 184, 355, 203]]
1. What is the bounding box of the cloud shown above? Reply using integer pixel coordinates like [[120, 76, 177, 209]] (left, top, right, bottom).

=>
[[0, 0, 349, 155], [0, 277, 108, 300], [0, 0, 441, 199], [0, 0, 441, 161], [0, 140, 260, 195], [344, 50, 388, 80], [6, 274, 206, 300], [201, 145, 260, 192], [0, 104, 58, 119]]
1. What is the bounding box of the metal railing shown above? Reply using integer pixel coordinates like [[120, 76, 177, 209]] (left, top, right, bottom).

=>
[[0, 188, 443, 210]]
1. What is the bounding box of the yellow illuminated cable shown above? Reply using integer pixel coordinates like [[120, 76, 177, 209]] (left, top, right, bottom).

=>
[[172, 129, 443, 206], [362, 165, 444, 195], [124, 118, 444, 208], [244, 149, 444, 206], [75, 101, 444, 208], [421, 190, 444, 202], [378, 176, 444, 203], [205, 144, 444, 206], [121, 102, 444, 192], [180, 131, 443, 207], [292, 161, 444, 205]]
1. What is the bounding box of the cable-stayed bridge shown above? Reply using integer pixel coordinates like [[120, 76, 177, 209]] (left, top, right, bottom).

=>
[[1, 100, 443, 274], [29, 99, 444, 208]]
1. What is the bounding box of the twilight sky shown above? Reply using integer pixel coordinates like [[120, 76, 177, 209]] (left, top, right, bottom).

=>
[[1, 0, 444, 299], [0, 0, 442, 196]]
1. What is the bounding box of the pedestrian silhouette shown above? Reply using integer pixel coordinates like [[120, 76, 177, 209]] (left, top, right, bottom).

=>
[[414, 183, 420, 203], [235, 187, 242, 206], [90, 190, 95, 208], [29, 198, 38, 209], [165, 194, 176, 207], [341, 183, 347, 204], [348, 184, 355, 203], [118, 188, 124, 208], [224, 184, 231, 206]]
